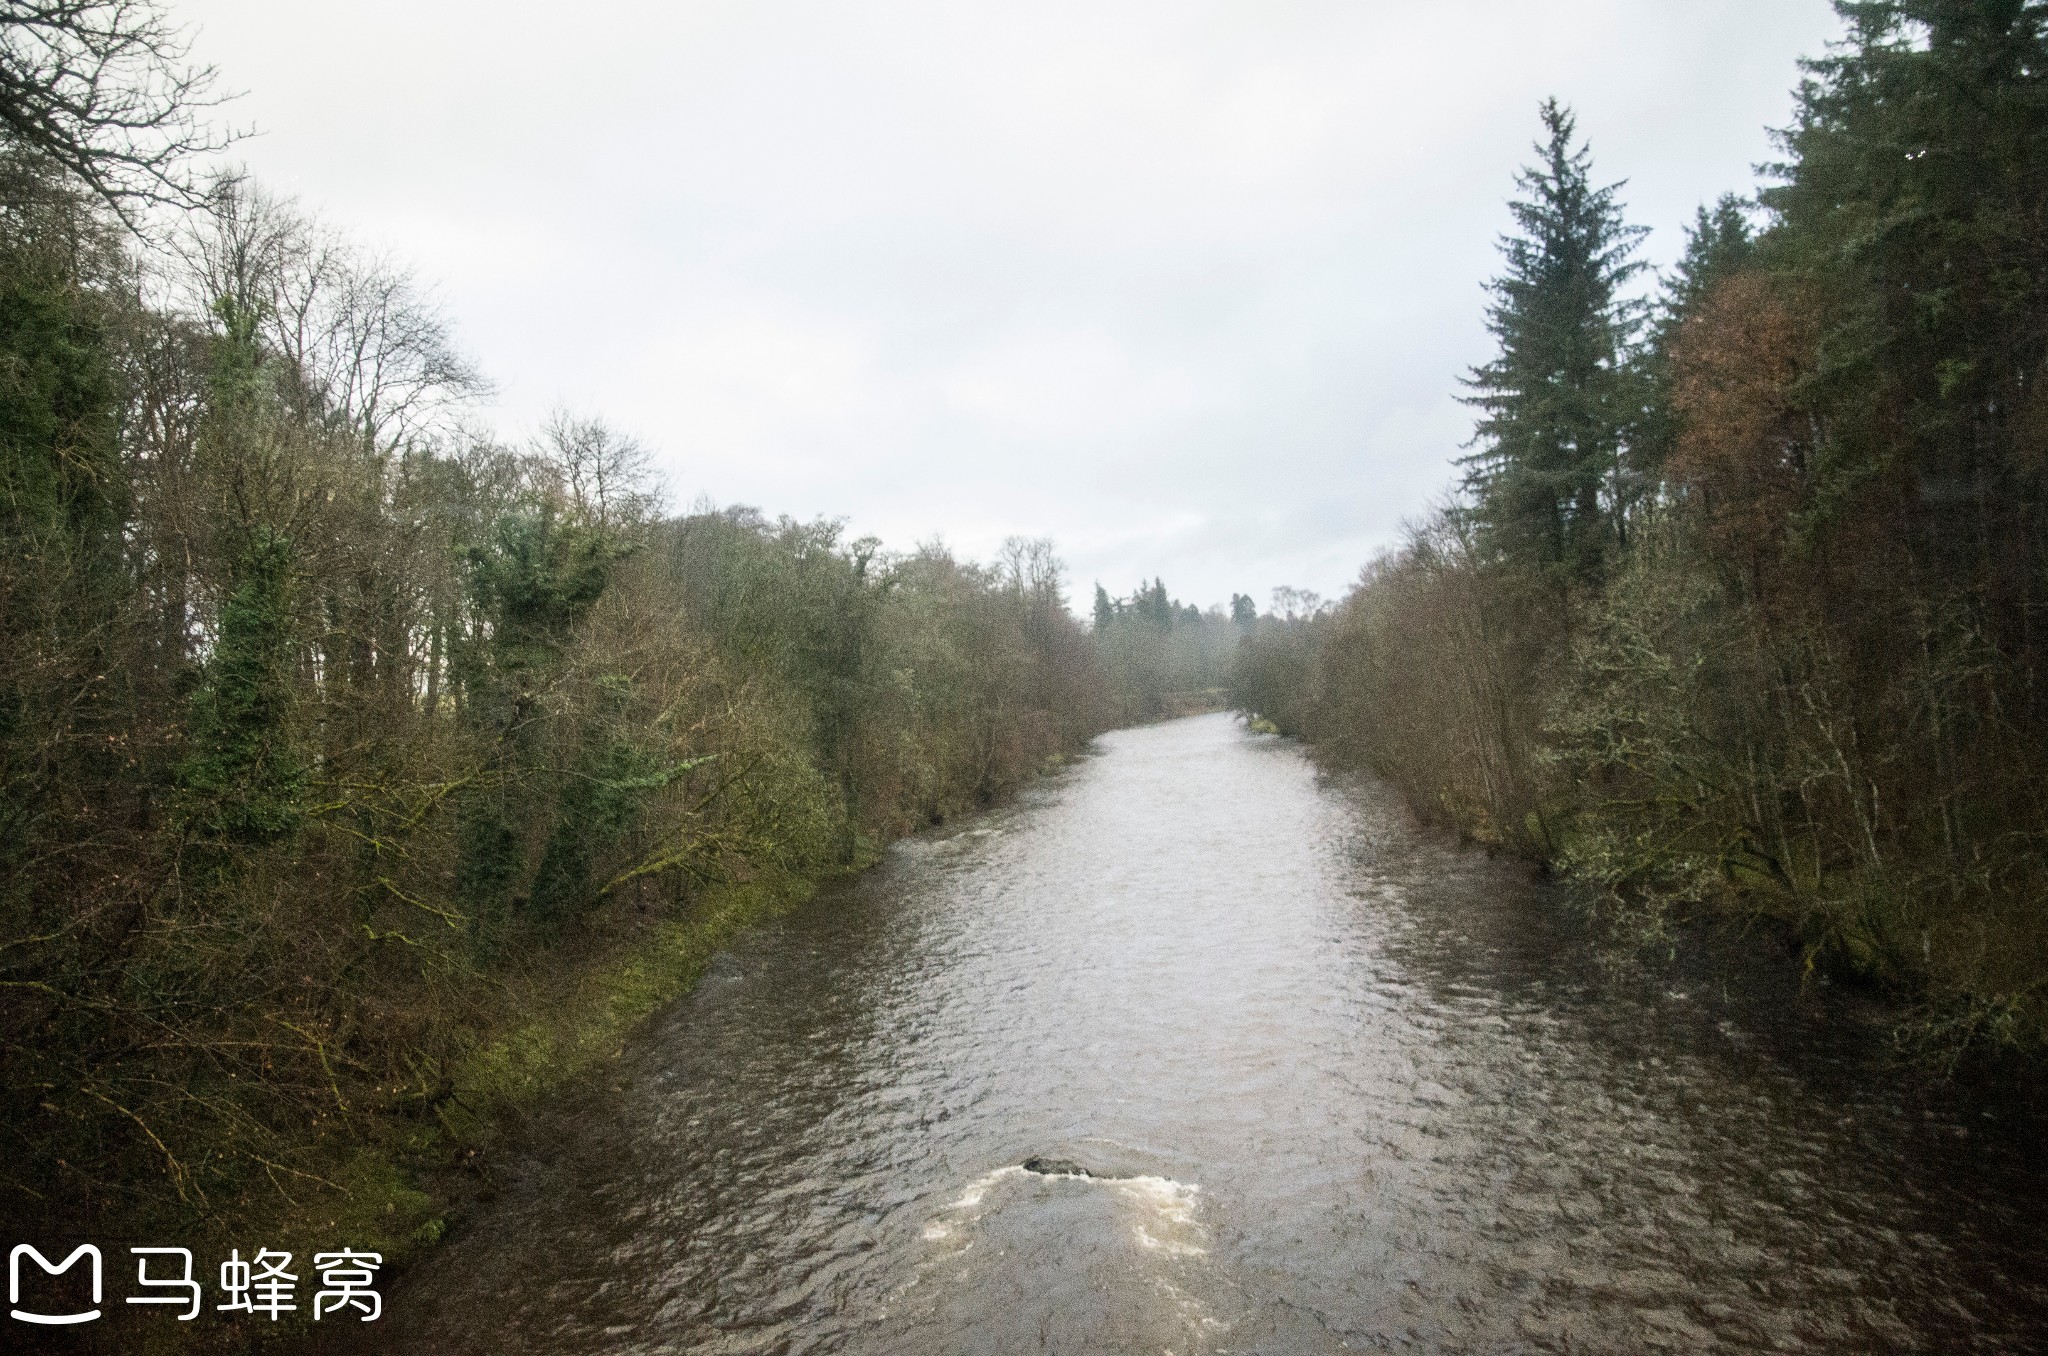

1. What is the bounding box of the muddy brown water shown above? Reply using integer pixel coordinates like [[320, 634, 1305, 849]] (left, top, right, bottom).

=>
[[322, 712, 2047, 1353]]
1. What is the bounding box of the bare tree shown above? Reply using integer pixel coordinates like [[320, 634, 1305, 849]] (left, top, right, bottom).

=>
[[539, 410, 657, 531], [178, 172, 297, 326], [998, 535, 1065, 607], [271, 231, 486, 453], [0, 0, 239, 223], [1270, 586, 1325, 622], [181, 180, 485, 452]]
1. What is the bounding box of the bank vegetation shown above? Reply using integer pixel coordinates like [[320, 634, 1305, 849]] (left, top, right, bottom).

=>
[[1236, 1, 2048, 1059], [0, 1, 1120, 1270]]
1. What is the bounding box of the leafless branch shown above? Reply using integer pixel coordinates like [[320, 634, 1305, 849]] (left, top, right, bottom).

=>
[[0, 0, 242, 226]]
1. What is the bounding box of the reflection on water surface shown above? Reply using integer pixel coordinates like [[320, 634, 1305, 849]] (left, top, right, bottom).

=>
[[337, 713, 2048, 1354]]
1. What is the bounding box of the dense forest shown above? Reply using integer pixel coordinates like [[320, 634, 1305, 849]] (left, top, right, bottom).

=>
[[1237, 0, 2048, 1057], [0, 2, 1263, 1274]]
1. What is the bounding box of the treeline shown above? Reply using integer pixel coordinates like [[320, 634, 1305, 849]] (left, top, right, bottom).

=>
[[0, 10, 1113, 1256], [1089, 578, 1241, 719], [1237, 1, 2048, 1055]]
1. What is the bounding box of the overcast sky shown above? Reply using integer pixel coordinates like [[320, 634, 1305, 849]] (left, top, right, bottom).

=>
[[177, 0, 1844, 612]]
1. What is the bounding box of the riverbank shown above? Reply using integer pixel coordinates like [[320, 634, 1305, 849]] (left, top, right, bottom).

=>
[[89, 749, 1099, 1355], [55, 867, 820, 1356], [289, 868, 829, 1266], [1224, 13, 2048, 1064], [3, 106, 1137, 1294], [1234, 662, 2048, 1082], [271, 714, 2048, 1353]]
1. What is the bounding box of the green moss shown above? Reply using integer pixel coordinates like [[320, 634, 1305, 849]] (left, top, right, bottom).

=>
[[458, 870, 815, 1115], [123, 870, 825, 1353]]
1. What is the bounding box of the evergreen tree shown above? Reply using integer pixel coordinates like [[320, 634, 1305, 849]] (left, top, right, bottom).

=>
[[0, 158, 125, 876], [1663, 195, 1756, 327], [1636, 194, 1758, 478], [1766, 0, 2048, 618], [1461, 99, 1648, 583], [1093, 582, 1115, 631], [1140, 578, 1171, 627]]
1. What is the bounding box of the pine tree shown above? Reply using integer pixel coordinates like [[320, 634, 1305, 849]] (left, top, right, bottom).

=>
[[1663, 196, 1756, 328], [1766, 0, 2048, 608], [1460, 99, 1648, 583], [1142, 578, 1171, 628], [1636, 195, 1758, 479]]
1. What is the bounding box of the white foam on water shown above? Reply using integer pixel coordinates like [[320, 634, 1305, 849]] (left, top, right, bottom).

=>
[[1112, 1174, 1206, 1256], [889, 1164, 1226, 1345], [918, 1164, 1207, 1256], [953, 1163, 1025, 1209], [920, 1164, 1025, 1241]]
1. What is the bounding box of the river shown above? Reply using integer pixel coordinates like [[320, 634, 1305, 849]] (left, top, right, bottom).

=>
[[340, 712, 2048, 1353]]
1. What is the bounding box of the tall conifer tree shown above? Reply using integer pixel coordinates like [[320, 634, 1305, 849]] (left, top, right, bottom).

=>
[[1460, 100, 1648, 583], [1634, 195, 1758, 479], [1767, 0, 2048, 621]]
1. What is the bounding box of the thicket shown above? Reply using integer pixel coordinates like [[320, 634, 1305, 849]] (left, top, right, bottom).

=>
[[0, 6, 1114, 1263], [1236, 1, 2048, 1056]]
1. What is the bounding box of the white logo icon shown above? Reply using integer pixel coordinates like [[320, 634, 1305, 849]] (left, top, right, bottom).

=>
[[9, 1244, 103, 1325]]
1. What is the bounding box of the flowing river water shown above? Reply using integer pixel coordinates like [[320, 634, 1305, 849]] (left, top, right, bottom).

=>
[[341, 713, 2048, 1353]]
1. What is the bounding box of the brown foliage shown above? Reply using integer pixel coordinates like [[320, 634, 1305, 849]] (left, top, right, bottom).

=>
[[1666, 272, 1817, 595]]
